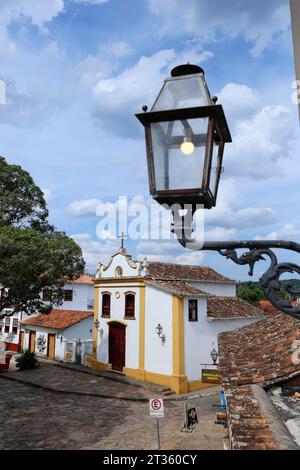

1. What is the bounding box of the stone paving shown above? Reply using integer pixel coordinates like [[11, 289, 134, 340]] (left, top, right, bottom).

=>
[[0, 364, 225, 450]]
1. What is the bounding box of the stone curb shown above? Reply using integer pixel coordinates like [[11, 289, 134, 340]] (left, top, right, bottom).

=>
[[38, 359, 169, 394], [0, 372, 219, 403], [38, 360, 220, 400]]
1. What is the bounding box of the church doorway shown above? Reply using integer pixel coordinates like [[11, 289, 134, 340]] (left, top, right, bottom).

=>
[[108, 322, 126, 372]]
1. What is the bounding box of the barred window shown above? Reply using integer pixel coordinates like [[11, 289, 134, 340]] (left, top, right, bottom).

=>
[[64, 290, 73, 302]]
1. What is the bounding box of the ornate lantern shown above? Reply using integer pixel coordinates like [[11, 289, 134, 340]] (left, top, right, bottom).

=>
[[136, 64, 232, 210]]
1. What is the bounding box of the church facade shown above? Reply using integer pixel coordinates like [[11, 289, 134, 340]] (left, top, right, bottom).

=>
[[92, 250, 263, 394]]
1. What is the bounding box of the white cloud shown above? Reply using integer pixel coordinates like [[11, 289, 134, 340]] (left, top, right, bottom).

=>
[[255, 224, 300, 241], [73, 0, 109, 4], [72, 232, 118, 272], [104, 41, 133, 58], [68, 199, 102, 217], [0, 0, 64, 54], [224, 105, 298, 179], [148, 0, 290, 57], [205, 180, 278, 230], [218, 83, 260, 126], [92, 46, 213, 136]]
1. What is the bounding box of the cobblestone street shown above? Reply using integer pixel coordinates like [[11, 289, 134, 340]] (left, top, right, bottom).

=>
[[0, 364, 225, 450]]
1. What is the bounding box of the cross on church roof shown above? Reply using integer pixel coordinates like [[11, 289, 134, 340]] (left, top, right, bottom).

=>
[[118, 232, 127, 253]]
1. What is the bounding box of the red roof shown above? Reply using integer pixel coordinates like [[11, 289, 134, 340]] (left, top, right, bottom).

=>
[[22, 309, 93, 330], [207, 296, 264, 320], [258, 300, 279, 315], [147, 262, 234, 284], [71, 274, 94, 285]]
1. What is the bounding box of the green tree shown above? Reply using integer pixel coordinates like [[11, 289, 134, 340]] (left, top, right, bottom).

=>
[[0, 157, 85, 313], [237, 281, 266, 306], [0, 156, 48, 230]]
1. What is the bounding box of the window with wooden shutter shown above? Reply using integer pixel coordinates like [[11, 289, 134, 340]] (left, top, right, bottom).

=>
[[125, 293, 135, 319], [188, 299, 198, 322], [64, 290, 73, 302], [12, 318, 18, 334], [4, 318, 10, 333], [102, 293, 111, 318]]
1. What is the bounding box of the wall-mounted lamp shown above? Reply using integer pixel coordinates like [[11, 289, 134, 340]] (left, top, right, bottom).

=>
[[155, 323, 166, 345], [94, 319, 104, 336], [210, 345, 218, 365]]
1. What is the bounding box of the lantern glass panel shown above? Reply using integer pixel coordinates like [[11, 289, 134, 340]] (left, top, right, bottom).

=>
[[152, 76, 211, 112], [209, 140, 220, 198], [151, 117, 209, 192]]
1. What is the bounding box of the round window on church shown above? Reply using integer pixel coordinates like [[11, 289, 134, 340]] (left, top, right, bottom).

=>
[[115, 266, 123, 277]]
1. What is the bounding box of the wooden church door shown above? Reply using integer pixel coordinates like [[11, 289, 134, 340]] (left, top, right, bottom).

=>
[[109, 323, 126, 372]]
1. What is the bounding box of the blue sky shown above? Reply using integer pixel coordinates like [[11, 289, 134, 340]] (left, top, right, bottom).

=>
[[0, 0, 299, 280]]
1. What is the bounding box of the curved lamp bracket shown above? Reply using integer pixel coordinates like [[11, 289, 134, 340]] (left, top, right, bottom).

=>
[[172, 210, 300, 320]]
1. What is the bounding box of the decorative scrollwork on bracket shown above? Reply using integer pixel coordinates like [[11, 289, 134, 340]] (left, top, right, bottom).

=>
[[172, 209, 300, 320], [218, 247, 300, 319]]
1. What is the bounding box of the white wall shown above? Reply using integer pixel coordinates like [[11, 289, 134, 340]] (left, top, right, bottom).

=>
[[51, 283, 94, 311], [0, 311, 31, 345], [145, 286, 173, 376], [183, 297, 259, 381], [96, 284, 141, 370], [99, 252, 141, 278], [22, 317, 93, 361], [190, 281, 236, 297]]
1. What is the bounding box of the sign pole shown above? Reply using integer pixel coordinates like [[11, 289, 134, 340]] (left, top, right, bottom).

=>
[[156, 418, 161, 450], [149, 398, 164, 450]]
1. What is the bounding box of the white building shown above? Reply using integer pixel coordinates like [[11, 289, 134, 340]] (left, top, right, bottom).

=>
[[21, 309, 93, 364], [0, 275, 94, 359], [92, 250, 263, 394]]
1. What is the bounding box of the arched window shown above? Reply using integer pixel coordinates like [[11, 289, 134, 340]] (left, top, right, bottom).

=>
[[102, 293, 111, 318], [124, 293, 135, 319]]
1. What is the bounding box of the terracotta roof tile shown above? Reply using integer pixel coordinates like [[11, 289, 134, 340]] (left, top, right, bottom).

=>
[[218, 311, 300, 450], [207, 297, 264, 320], [218, 311, 300, 387], [147, 262, 235, 284], [22, 309, 93, 330], [145, 279, 208, 297], [224, 385, 280, 450], [71, 275, 94, 285]]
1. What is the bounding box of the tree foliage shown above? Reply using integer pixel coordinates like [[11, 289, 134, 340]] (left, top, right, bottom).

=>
[[0, 156, 48, 230], [236, 281, 266, 306], [0, 156, 85, 313]]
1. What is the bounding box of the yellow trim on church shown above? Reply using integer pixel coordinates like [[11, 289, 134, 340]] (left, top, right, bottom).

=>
[[93, 285, 99, 360], [92, 275, 208, 394], [138, 286, 146, 370]]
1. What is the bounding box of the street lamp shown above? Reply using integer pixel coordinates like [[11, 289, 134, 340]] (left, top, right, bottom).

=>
[[136, 64, 232, 210], [210, 347, 218, 365], [136, 64, 300, 320]]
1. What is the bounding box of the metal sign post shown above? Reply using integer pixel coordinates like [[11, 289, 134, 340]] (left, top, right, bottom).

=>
[[156, 418, 161, 450], [149, 398, 164, 450]]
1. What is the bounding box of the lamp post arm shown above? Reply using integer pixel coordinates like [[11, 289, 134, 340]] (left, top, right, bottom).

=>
[[172, 214, 300, 319]]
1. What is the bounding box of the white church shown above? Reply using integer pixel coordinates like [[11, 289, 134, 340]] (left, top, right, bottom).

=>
[[92, 247, 263, 394]]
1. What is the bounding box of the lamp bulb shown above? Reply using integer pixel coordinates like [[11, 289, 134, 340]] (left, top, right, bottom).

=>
[[180, 139, 195, 155]]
